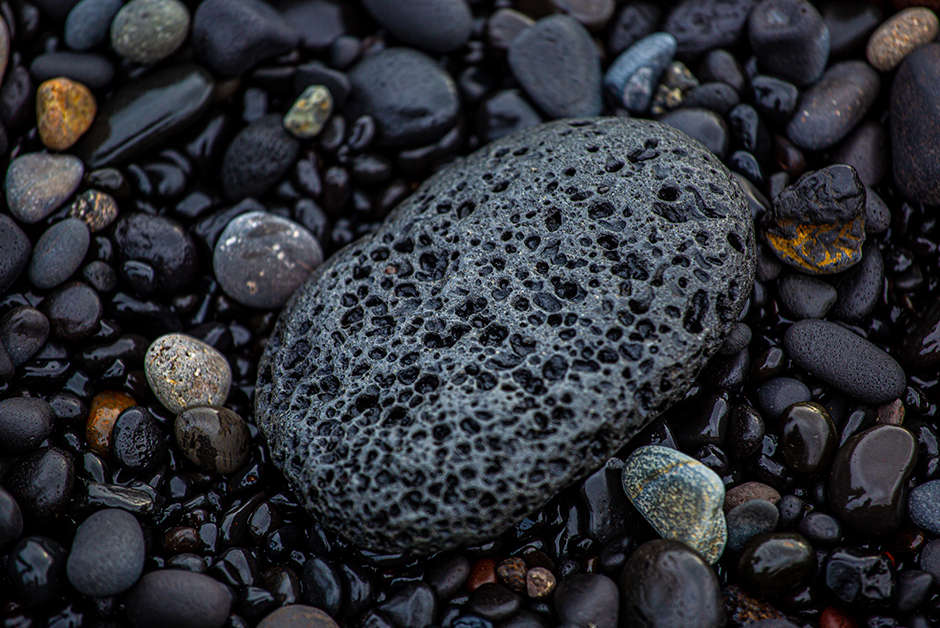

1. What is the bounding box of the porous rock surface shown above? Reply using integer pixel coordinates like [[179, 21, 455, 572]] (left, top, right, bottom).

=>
[[256, 118, 755, 554]]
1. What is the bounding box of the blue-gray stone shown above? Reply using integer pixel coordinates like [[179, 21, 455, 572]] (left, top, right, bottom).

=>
[[256, 118, 755, 555], [64, 0, 123, 50], [909, 480, 940, 536], [28, 218, 90, 290], [604, 33, 677, 114], [66, 508, 145, 597], [726, 499, 779, 552]]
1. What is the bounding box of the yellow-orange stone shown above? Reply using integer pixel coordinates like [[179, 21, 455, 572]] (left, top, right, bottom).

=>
[[86, 390, 136, 456], [36, 77, 96, 151]]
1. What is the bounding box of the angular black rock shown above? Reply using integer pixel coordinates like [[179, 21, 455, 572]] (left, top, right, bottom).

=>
[[748, 0, 830, 87], [664, 0, 758, 60], [255, 118, 755, 554]]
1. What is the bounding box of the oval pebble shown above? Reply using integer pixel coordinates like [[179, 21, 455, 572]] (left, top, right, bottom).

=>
[[66, 508, 144, 597], [28, 218, 90, 290], [29, 52, 115, 90], [0, 397, 54, 453], [604, 32, 677, 114], [0, 485, 23, 546], [174, 406, 250, 475], [214, 211, 323, 309], [777, 274, 837, 320], [726, 499, 780, 552], [908, 479, 940, 535], [891, 43, 940, 206], [110, 0, 190, 64], [737, 532, 814, 596], [659, 107, 729, 158], [5, 447, 74, 523], [111, 406, 168, 473], [784, 319, 906, 404], [554, 574, 619, 628], [867, 7, 939, 72], [113, 213, 197, 293], [756, 377, 811, 421], [64, 0, 123, 50], [42, 281, 102, 341], [664, 0, 757, 59], [359, 0, 471, 54], [779, 401, 837, 476], [0, 215, 30, 294], [125, 569, 232, 628], [5, 153, 83, 224], [145, 334, 232, 414], [831, 240, 883, 323], [221, 115, 300, 201]]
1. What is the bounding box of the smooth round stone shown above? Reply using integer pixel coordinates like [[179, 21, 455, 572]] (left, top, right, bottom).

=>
[[0, 397, 54, 453], [622, 446, 727, 564], [607, 2, 660, 55], [726, 404, 765, 458], [301, 558, 342, 616], [786, 62, 880, 152], [359, 0, 470, 53], [908, 480, 940, 535], [737, 533, 814, 597], [174, 406, 250, 474], [111, 406, 167, 472], [42, 281, 102, 341], [756, 377, 811, 421], [146, 334, 232, 414], [66, 509, 144, 597], [0, 485, 23, 546], [863, 187, 890, 234], [699, 49, 746, 93], [619, 539, 725, 628], [113, 213, 197, 293], [831, 240, 883, 323], [6, 536, 67, 607], [5, 447, 74, 523], [255, 118, 755, 555], [777, 274, 837, 320], [784, 319, 906, 404], [110, 0, 190, 64], [477, 89, 543, 143], [604, 32, 677, 114], [658, 108, 729, 158], [726, 499, 780, 552], [64, 0, 122, 50], [68, 189, 119, 233], [347, 48, 459, 148], [221, 116, 300, 200], [0, 215, 30, 294], [126, 569, 232, 628], [823, 1, 883, 56], [554, 574, 619, 628], [74, 64, 214, 169], [257, 605, 339, 628], [29, 52, 115, 89], [748, 0, 830, 86], [468, 583, 521, 621], [664, 0, 757, 59], [192, 0, 298, 77], [0, 306, 50, 367], [28, 218, 90, 290], [829, 425, 917, 535], [867, 8, 939, 72], [832, 121, 888, 188], [507, 15, 602, 119], [779, 401, 837, 476], [36, 77, 96, 151], [5, 153, 83, 224], [824, 547, 895, 609], [891, 44, 940, 206], [213, 211, 323, 309], [284, 85, 333, 139], [487, 8, 532, 51], [795, 511, 842, 544], [897, 570, 933, 614]]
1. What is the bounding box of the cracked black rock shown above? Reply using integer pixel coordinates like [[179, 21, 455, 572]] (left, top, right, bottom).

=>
[[255, 118, 755, 554]]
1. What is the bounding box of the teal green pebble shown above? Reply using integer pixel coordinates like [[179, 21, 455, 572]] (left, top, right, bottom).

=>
[[622, 445, 727, 564]]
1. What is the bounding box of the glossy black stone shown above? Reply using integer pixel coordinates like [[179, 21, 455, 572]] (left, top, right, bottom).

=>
[[6, 536, 67, 607], [113, 213, 197, 294], [5, 446, 75, 523], [0, 396, 54, 453], [824, 547, 895, 610], [737, 532, 814, 597], [378, 582, 437, 628], [468, 583, 521, 621], [301, 557, 342, 617], [111, 406, 167, 472], [779, 401, 836, 476]]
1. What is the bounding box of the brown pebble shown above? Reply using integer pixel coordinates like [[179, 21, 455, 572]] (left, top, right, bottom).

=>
[[723, 481, 781, 512], [867, 7, 940, 72], [36, 78, 97, 151], [67, 190, 118, 233], [723, 584, 787, 625], [820, 606, 858, 628], [876, 398, 905, 425], [526, 566, 556, 598], [162, 526, 200, 554], [86, 390, 136, 457], [496, 557, 527, 592], [466, 558, 497, 592]]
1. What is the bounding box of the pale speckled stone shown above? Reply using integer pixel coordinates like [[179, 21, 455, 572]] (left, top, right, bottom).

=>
[[145, 334, 231, 414], [283, 84, 333, 138], [622, 445, 727, 563], [110, 0, 191, 64], [67, 189, 118, 232], [6, 153, 84, 224], [867, 7, 939, 72]]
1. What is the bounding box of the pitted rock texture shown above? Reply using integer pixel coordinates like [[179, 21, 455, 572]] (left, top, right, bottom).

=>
[[255, 118, 756, 554]]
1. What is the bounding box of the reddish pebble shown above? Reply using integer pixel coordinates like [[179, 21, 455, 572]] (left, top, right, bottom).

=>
[[86, 391, 136, 456], [724, 481, 781, 512], [820, 606, 858, 628], [466, 558, 497, 592]]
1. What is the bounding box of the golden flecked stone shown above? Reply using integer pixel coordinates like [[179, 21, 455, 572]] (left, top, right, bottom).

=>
[[37, 78, 97, 151], [67, 189, 118, 232], [525, 567, 556, 598], [763, 217, 865, 274], [86, 390, 136, 456], [867, 7, 939, 72]]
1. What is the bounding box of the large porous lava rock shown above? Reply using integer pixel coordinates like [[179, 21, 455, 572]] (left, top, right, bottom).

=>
[[255, 118, 756, 554]]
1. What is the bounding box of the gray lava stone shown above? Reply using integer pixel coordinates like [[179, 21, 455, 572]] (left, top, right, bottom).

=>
[[66, 508, 145, 596], [110, 0, 190, 64], [28, 218, 90, 290], [255, 118, 756, 554], [5, 153, 83, 224]]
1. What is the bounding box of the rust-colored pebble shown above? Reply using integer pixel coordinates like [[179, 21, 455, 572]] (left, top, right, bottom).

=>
[[86, 391, 136, 457], [496, 557, 527, 592], [162, 526, 200, 554], [36, 77, 97, 151], [525, 566, 556, 598], [820, 606, 858, 628], [723, 481, 781, 512], [466, 558, 497, 592], [867, 7, 939, 72], [876, 398, 905, 425]]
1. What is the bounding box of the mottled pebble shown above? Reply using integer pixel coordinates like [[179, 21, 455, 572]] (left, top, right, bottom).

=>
[[908, 479, 940, 535], [496, 557, 526, 592], [66, 509, 144, 596], [36, 77, 96, 150], [727, 499, 780, 552], [67, 189, 118, 232], [867, 7, 939, 72], [526, 567, 555, 598], [174, 406, 251, 475], [145, 334, 232, 414], [28, 218, 89, 290], [284, 85, 333, 138], [5, 153, 83, 224], [110, 0, 190, 64]]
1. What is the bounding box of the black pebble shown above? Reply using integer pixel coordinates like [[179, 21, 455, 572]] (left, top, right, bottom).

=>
[[659, 108, 729, 158], [42, 281, 103, 341], [468, 583, 521, 621], [5, 447, 75, 523], [294, 61, 350, 108], [664, 0, 757, 60], [777, 274, 836, 320], [5, 536, 67, 607], [756, 377, 811, 421], [748, 0, 830, 86], [0, 397, 54, 453], [30, 52, 114, 89], [750, 75, 800, 126], [683, 82, 740, 114], [0, 485, 24, 546], [698, 49, 746, 93], [832, 121, 888, 188], [0, 214, 31, 295], [301, 557, 343, 617], [831, 241, 883, 323], [359, 0, 471, 54], [378, 582, 437, 628], [113, 213, 197, 293], [477, 89, 543, 143], [607, 2, 661, 56], [221, 116, 300, 201], [823, 547, 895, 610], [125, 569, 234, 628], [822, 1, 882, 57], [556, 573, 620, 628], [426, 554, 470, 599], [727, 404, 765, 458], [0, 306, 49, 367], [891, 44, 940, 206], [111, 406, 167, 472]]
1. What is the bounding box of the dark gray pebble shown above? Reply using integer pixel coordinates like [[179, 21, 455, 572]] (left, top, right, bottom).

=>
[[0, 485, 23, 546], [748, 0, 830, 86], [756, 377, 811, 421], [42, 281, 102, 341], [28, 218, 89, 290], [604, 32, 676, 114], [111, 407, 167, 473], [682, 82, 740, 114], [658, 107, 729, 158], [192, 0, 297, 77], [5, 447, 74, 523], [908, 479, 940, 536], [221, 116, 300, 201], [831, 241, 883, 323], [822, 1, 882, 56], [897, 570, 933, 614], [664, 0, 757, 60], [64, 0, 122, 50], [607, 2, 661, 56], [777, 274, 837, 320], [863, 187, 890, 234], [113, 213, 197, 293], [468, 583, 521, 621], [832, 121, 888, 188], [347, 48, 459, 148], [786, 61, 880, 152], [30, 52, 114, 89], [66, 508, 144, 597], [508, 15, 602, 119], [750, 75, 800, 126], [718, 322, 751, 356], [784, 319, 905, 404], [698, 49, 746, 93], [125, 569, 233, 628], [0, 306, 49, 367], [726, 499, 779, 552], [0, 397, 54, 453], [477, 89, 543, 143], [796, 511, 842, 545], [359, 0, 470, 53], [555, 574, 619, 628], [891, 44, 940, 205], [0, 215, 30, 295]]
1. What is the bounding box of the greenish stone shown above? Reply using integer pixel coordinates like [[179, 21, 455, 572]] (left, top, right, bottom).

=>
[[283, 84, 333, 138]]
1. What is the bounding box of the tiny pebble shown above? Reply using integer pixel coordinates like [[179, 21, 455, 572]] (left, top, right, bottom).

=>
[[284, 85, 333, 138]]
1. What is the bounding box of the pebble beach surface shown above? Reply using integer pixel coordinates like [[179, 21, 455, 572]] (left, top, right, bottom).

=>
[[2, 1, 940, 628]]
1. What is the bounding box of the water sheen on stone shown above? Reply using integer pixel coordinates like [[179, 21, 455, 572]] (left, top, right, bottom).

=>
[[255, 118, 755, 554]]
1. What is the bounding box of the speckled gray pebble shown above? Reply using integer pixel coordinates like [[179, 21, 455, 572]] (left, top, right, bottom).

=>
[[213, 211, 323, 309], [256, 118, 755, 555], [111, 0, 190, 64], [604, 32, 677, 114], [66, 508, 145, 597], [145, 333, 232, 414], [726, 499, 779, 552], [6, 153, 84, 224], [28, 218, 90, 290], [908, 479, 940, 536]]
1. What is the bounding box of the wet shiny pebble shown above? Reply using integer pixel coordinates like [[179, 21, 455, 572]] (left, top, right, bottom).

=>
[[174, 406, 251, 474]]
